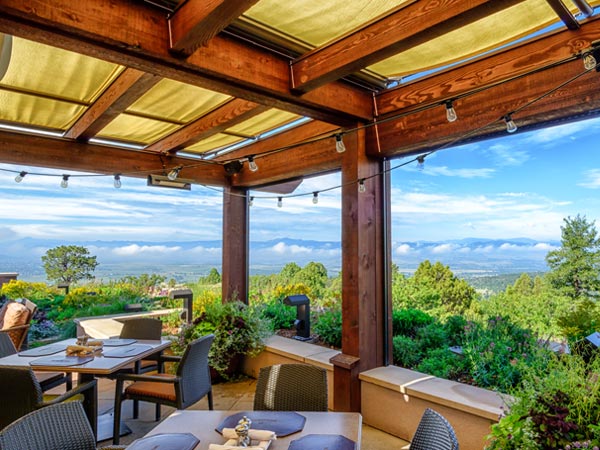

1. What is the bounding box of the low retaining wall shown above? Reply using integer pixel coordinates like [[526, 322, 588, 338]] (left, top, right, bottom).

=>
[[245, 336, 506, 450], [74, 309, 178, 338]]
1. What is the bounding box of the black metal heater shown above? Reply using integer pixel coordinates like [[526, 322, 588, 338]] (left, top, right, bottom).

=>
[[170, 289, 194, 324], [283, 294, 311, 341]]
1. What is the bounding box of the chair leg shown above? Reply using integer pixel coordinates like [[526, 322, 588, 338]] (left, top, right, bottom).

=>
[[113, 379, 124, 445], [155, 403, 161, 421], [133, 399, 139, 419], [66, 373, 73, 391], [208, 389, 214, 410]]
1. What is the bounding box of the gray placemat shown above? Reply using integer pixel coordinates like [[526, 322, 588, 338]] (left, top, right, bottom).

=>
[[102, 338, 137, 346], [288, 434, 357, 450], [102, 344, 153, 358], [216, 411, 306, 437], [29, 355, 94, 367], [19, 343, 68, 357]]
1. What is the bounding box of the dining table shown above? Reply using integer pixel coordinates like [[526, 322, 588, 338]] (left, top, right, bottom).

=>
[[0, 336, 172, 441], [128, 409, 362, 450]]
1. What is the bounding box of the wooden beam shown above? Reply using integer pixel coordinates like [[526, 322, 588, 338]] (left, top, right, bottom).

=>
[[222, 186, 249, 304], [168, 0, 260, 56], [291, 0, 526, 93], [214, 120, 340, 162], [376, 15, 600, 117], [145, 99, 269, 153], [64, 70, 161, 140], [369, 57, 600, 158], [545, 0, 580, 30], [0, 130, 228, 186], [0, 0, 372, 124]]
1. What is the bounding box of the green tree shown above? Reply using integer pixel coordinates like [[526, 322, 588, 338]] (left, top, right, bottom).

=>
[[546, 215, 600, 300], [41, 245, 98, 284], [201, 268, 221, 285], [279, 262, 301, 284], [297, 262, 328, 298]]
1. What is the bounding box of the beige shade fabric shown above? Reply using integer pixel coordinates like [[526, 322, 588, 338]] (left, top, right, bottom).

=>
[[96, 114, 180, 145], [184, 133, 244, 154], [0, 34, 12, 81]]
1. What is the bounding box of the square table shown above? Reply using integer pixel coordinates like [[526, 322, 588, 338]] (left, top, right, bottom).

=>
[[134, 410, 362, 450], [0, 337, 171, 441]]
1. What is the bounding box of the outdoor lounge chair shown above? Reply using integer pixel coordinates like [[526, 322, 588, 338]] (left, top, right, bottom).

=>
[[112, 333, 214, 445], [409, 408, 459, 450], [0, 299, 37, 351], [0, 332, 72, 392], [0, 401, 125, 450], [0, 365, 97, 433], [253, 363, 328, 411]]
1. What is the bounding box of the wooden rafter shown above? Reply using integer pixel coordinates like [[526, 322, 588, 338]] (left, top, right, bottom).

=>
[[0, 130, 228, 186], [290, 0, 527, 93], [0, 0, 372, 124], [64, 70, 161, 140], [168, 0, 260, 56], [545, 0, 580, 30], [145, 99, 269, 153]]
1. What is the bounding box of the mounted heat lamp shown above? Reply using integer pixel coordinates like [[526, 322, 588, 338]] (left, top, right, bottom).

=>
[[283, 294, 311, 341], [170, 289, 194, 324]]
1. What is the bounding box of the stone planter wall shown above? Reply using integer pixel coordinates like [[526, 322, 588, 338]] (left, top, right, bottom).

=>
[[244, 336, 506, 450]]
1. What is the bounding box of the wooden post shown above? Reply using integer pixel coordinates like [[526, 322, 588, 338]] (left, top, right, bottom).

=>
[[331, 127, 392, 411], [222, 186, 249, 304]]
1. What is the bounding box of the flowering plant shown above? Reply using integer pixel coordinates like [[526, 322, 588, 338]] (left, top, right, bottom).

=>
[[174, 300, 272, 380]]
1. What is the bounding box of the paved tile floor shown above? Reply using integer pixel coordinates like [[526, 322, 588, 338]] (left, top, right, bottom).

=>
[[88, 375, 409, 449]]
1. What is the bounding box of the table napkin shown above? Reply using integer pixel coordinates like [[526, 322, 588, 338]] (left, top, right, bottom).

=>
[[221, 428, 276, 441]]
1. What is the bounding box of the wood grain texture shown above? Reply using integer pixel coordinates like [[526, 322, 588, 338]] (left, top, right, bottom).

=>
[[222, 187, 249, 304]]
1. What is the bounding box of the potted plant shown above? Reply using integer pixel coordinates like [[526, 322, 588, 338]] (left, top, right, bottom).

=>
[[173, 300, 272, 381]]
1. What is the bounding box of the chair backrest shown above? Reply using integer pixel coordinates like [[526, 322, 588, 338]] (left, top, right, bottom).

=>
[[176, 333, 214, 409], [253, 363, 328, 411], [0, 402, 96, 450], [119, 317, 162, 340], [409, 408, 459, 450], [0, 366, 43, 429], [0, 299, 37, 350], [0, 333, 16, 357]]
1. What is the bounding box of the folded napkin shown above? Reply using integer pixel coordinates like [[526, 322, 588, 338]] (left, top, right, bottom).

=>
[[208, 443, 269, 450], [66, 344, 102, 356], [222, 428, 276, 441]]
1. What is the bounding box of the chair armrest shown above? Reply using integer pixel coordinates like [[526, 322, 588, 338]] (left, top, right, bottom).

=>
[[157, 354, 182, 363], [43, 379, 97, 405], [98, 446, 127, 450], [115, 373, 181, 384]]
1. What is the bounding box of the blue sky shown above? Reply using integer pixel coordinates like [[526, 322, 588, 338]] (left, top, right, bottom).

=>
[[1, 117, 600, 274]]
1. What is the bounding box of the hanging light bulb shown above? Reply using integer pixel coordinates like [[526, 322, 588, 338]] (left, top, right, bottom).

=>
[[249, 196, 254, 207], [445, 101, 458, 122], [358, 179, 366, 193], [14, 171, 27, 183], [335, 134, 346, 153], [504, 114, 518, 133], [416, 155, 425, 171], [247, 156, 258, 172], [113, 174, 122, 189], [60, 175, 69, 188], [583, 51, 597, 70], [312, 192, 319, 204], [167, 166, 181, 181], [277, 196, 283, 208]]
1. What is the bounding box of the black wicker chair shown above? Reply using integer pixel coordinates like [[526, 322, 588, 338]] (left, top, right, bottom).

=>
[[0, 365, 97, 437], [0, 402, 125, 450], [409, 408, 459, 450], [253, 363, 328, 412], [0, 332, 72, 391], [112, 333, 214, 444]]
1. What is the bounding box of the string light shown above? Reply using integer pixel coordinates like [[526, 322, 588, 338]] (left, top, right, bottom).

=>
[[247, 156, 258, 172], [312, 192, 319, 204], [416, 155, 425, 171], [113, 174, 122, 189], [445, 101, 458, 122], [583, 51, 597, 71], [14, 171, 26, 183], [335, 134, 346, 153], [358, 179, 366, 193], [277, 196, 283, 208], [249, 196, 254, 207], [60, 175, 69, 188], [504, 114, 518, 133], [167, 166, 181, 181]]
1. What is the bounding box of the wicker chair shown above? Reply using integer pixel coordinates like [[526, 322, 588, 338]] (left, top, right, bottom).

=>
[[0, 365, 97, 436], [253, 363, 328, 412], [409, 408, 459, 450], [0, 299, 37, 351], [0, 332, 72, 392], [0, 402, 125, 450], [112, 333, 214, 445]]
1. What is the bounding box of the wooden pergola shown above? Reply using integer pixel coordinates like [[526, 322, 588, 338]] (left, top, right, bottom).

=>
[[2, 0, 600, 411]]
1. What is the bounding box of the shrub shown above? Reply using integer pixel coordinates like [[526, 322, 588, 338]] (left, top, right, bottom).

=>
[[0, 280, 57, 302], [392, 308, 435, 337], [415, 322, 448, 353], [259, 299, 296, 330], [392, 335, 421, 368], [313, 307, 342, 348], [417, 348, 466, 380]]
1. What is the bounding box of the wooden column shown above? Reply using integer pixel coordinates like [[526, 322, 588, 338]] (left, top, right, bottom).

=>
[[222, 186, 249, 304], [331, 127, 392, 411]]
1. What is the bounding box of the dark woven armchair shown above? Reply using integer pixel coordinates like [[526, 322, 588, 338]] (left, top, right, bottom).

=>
[[409, 408, 459, 450], [0, 365, 97, 438], [0, 299, 37, 351], [112, 333, 214, 445], [0, 401, 125, 450], [253, 363, 328, 411]]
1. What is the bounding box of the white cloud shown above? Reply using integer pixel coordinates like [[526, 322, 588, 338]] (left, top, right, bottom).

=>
[[526, 121, 590, 144], [424, 166, 495, 178], [395, 244, 412, 254], [431, 243, 458, 254], [111, 245, 182, 256], [579, 169, 600, 189], [533, 242, 557, 251], [271, 242, 312, 254]]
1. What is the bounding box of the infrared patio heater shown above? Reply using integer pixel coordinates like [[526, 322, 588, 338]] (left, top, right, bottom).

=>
[[283, 294, 311, 341]]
